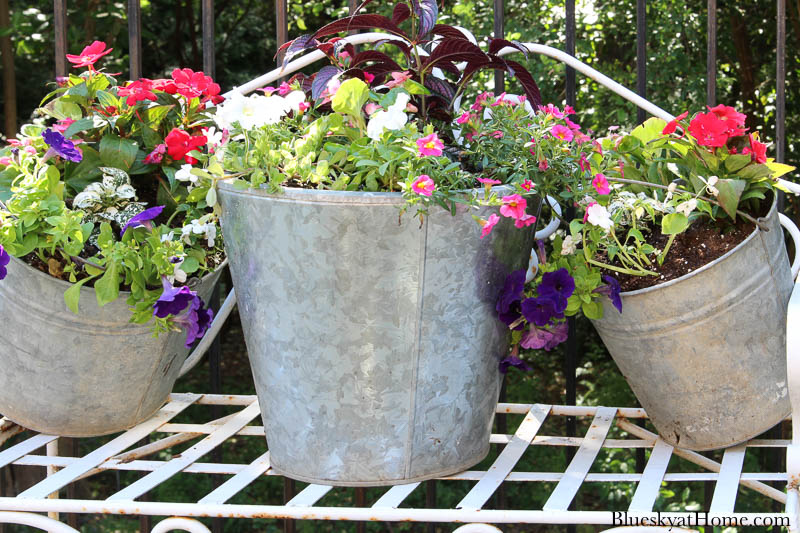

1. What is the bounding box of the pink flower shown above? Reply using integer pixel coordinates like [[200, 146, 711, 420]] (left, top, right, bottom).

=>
[[298, 101, 311, 112], [52, 118, 75, 134], [563, 105, 576, 115], [24, 146, 37, 154], [0, 157, 11, 166], [258, 86, 277, 95], [592, 173, 610, 195], [551, 124, 574, 142], [490, 130, 503, 139], [416, 133, 444, 157], [564, 118, 581, 131], [574, 133, 591, 144], [490, 92, 508, 106], [521, 180, 534, 191], [500, 194, 527, 219], [144, 144, 167, 164], [471, 91, 494, 111], [456, 111, 471, 125], [364, 103, 382, 116], [386, 71, 412, 89], [339, 51, 350, 60], [66, 41, 112, 69], [411, 174, 436, 196], [538, 159, 548, 171], [477, 177, 501, 186], [514, 214, 537, 228], [592, 140, 603, 154], [578, 152, 589, 172], [278, 82, 292, 96], [479, 213, 500, 239], [539, 103, 564, 118], [364, 72, 375, 84], [118, 79, 158, 106]]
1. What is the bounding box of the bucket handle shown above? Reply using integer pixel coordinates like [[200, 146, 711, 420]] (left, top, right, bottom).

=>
[[525, 195, 562, 282], [178, 288, 237, 378], [780, 213, 800, 280]]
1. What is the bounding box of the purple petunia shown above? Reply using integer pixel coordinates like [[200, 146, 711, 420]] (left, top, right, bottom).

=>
[[0, 244, 9, 281], [153, 277, 196, 318], [42, 129, 82, 163], [496, 269, 526, 314], [537, 268, 575, 313], [520, 296, 563, 327], [499, 355, 531, 374], [520, 322, 569, 351], [498, 301, 525, 331], [174, 295, 215, 347], [120, 205, 165, 236], [593, 275, 623, 313]]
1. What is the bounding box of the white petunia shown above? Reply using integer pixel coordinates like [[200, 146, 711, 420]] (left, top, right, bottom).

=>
[[366, 92, 410, 140], [175, 163, 196, 183], [283, 90, 307, 113], [676, 198, 698, 216], [586, 203, 614, 231]]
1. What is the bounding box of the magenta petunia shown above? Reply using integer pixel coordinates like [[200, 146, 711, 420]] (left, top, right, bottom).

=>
[[550, 124, 574, 142], [479, 213, 500, 239], [499, 194, 527, 220], [411, 174, 436, 196], [416, 133, 444, 157], [592, 173, 611, 195]]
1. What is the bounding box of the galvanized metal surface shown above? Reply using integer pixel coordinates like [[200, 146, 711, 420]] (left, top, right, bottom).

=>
[[0, 258, 224, 437], [218, 184, 534, 485], [0, 394, 797, 530], [592, 199, 794, 451]]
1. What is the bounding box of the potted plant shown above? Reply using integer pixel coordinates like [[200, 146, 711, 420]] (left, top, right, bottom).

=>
[[0, 42, 227, 437], [190, 1, 564, 486], [495, 106, 798, 450]]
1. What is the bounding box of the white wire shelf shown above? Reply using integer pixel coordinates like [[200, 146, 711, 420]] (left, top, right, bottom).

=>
[[0, 393, 797, 533]]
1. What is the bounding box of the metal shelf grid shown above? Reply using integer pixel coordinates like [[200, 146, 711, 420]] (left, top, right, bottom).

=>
[[1, 393, 797, 532]]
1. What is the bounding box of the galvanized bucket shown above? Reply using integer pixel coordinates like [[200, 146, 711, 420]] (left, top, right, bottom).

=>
[[218, 183, 534, 486], [591, 198, 793, 450], [0, 256, 224, 437]]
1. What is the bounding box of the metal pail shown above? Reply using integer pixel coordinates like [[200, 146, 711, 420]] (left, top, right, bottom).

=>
[[0, 256, 224, 437], [591, 198, 792, 450], [218, 183, 533, 486]]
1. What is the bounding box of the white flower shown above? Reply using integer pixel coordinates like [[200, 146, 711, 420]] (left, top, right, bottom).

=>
[[283, 90, 307, 113], [676, 198, 698, 216], [215, 92, 287, 130], [561, 234, 581, 255], [203, 126, 225, 149], [586, 203, 614, 231], [181, 219, 217, 248], [482, 93, 536, 120], [175, 163, 197, 184], [665, 181, 678, 201], [705, 175, 719, 197], [366, 92, 410, 140]]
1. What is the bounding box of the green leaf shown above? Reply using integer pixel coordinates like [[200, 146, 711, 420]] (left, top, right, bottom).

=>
[[94, 260, 120, 307], [66, 146, 104, 192], [62, 117, 97, 139], [52, 100, 82, 120], [724, 154, 752, 173], [95, 90, 120, 110], [581, 300, 603, 320], [141, 105, 173, 129], [181, 256, 200, 274], [331, 78, 369, 120], [765, 161, 796, 179], [63, 275, 97, 314], [206, 186, 217, 207], [403, 79, 430, 95], [631, 117, 667, 144], [99, 134, 139, 171], [617, 135, 643, 153], [661, 212, 689, 235], [186, 186, 209, 202], [715, 178, 747, 219]]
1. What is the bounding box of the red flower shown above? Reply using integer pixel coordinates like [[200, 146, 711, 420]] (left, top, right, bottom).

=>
[[742, 133, 768, 164], [170, 68, 223, 103], [662, 111, 688, 136], [118, 79, 158, 106], [709, 105, 747, 137], [165, 129, 207, 164], [153, 78, 178, 94], [688, 112, 731, 148], [66, 41, 113, 69]]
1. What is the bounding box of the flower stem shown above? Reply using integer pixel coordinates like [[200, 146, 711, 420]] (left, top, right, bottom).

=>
[[657, 233, 677, 266]]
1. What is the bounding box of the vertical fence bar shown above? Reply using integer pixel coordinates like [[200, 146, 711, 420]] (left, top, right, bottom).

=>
[[275, 0, 288, 66], [565, 0, 576, 107], [636, 0, 646, 125], [53, 0, 68, 78], [493, 0, 505, 91], [354, 488, 366, 533], [425, 479, 437, 533], [565, 3, 576, 532], [127, 0, 142, 79], [0, 0, 17, 138], [283, 478, 296, 533], [202, 0, 215, 77], [706, 0, 717, 107]]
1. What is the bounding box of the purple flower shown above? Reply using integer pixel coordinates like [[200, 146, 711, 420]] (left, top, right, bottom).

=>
[[174, 296, 215, 347], [520, 322, 568, 351], [520, 296, 563, 327], [535, 239, 547, 264], [120, 205, 165, 236], [496, 269, 526, 314], [593, 275, 623, 313], [498, 301, 525, 330], [0, 244, 9, 281], [499, 355, 531, 374], [537, 268, 575, 313], [153, 277, 196, 318], [42, 129, 82, 163]]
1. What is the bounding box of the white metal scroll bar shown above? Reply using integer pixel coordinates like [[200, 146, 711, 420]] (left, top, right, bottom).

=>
[[543, 407, 617, 511], [457, 404, 551, 510], [372, 483, 421, 508], [709, 444, 747, 513], [107, 401, 261, 501], [18, 393, 202, 499], [628, 439, 674, 512], [0, 434, 58, 470], [198, 451, 271, 504], [286, 484, 334, 507]]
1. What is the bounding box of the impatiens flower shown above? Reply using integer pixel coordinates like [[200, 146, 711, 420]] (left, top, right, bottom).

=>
[[592, 173, 610, 195], [42, 129, 82, 163], [585, 202, 613, 230], [593, 275, 623, 313], [416, 133, 444, 157], [175, 163, 197, 183], [521, 180, 534, 191], [411, 174, 436, 196], [118, 79, 158, 106], [477, 177, 501, 186], [563, 105, 576, 115], [662, 111, 688, 135], [514, 213, 537, 228], [708, 104, 747, 136], [499, 194, 527, 219], [367, 92, 410, 140], [165, 128, 207, 164], [120, 205, 165, 236], [0, 244, 9, 281], [153, 277, 197, 318], [170, 68, 223, 103], [742, 133, 768, 163], [496, 269, 526, 314], [537, 268, 575, 313], [385, 71, 412, 89], [144, 144, 167, 165], [550, 124, 574, 142], [52, 117, 75, 134], [520, 296, 563, 327], [499, 355, 531, 373], [688, 111, 732, 148], [66, 41, 112, 69], [520, 322, 569, 350], [479, 213, 500, 239]]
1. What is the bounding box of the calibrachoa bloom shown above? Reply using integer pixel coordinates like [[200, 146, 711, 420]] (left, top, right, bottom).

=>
[[479, 213, 500, 239], [521, 180, 534, 191], [165, 128, 207, 164], [66, 41, 112, 69], [121, 205, 165, 236], [592, 173, 610, 195], [499, 194, 527, 219], [514, 214, 537, 228], [416, 133, 444, 157], [477, 177, 501, 186], [411, 174, 436, 196], [539, 103, 564, 118], [42, 129, 82, 163], [537, 268, 575, 313], [0, 244, 9, 281], [550, 124, 574, 142]]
